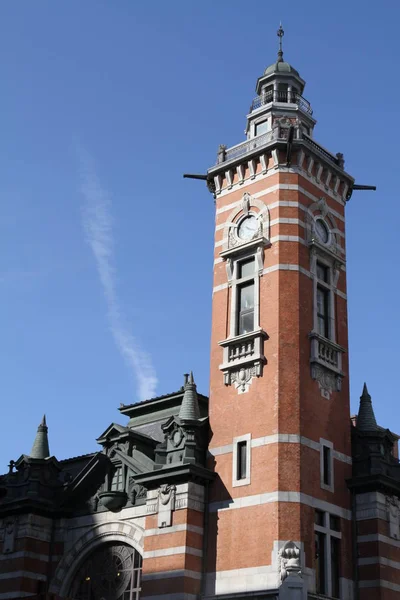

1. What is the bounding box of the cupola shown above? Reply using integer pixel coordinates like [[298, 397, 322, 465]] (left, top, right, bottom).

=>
[[246, 24, 315, 140]]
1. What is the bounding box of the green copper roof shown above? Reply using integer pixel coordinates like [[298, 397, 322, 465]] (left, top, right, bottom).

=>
[[30, 414, 50, 459], [264, 59, 300, 77], [179, 372, 200, 421], [357, 383, 378, 432]]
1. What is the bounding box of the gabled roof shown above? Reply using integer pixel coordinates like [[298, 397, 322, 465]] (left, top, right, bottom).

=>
[[96, 422, 158, 446]]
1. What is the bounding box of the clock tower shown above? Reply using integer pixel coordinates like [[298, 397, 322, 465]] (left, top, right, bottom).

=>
[[204, 26, 355, 599]]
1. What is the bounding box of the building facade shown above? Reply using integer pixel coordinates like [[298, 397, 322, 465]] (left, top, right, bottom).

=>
[[1, 33, 400, 600]]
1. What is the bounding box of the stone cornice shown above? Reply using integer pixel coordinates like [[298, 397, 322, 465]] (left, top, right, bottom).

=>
[[133, 463, 215, 490]]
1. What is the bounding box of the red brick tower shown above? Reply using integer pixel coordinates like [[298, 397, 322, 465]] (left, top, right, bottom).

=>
[[205, 26, 355, 599]]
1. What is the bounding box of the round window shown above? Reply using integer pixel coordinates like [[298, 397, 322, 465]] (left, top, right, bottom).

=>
[[315, 219, 329, 244], [237, 215, 258, 241]]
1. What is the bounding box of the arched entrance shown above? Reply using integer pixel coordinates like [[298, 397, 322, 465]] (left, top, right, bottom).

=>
[[69, 542, 142, 600]]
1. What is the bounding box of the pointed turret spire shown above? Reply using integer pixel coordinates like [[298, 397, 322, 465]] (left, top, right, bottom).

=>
[[357, 383, 378, 432], [277, 23, 284, 62], [179, 372, 200, 421], [30, 414, 50, 459]]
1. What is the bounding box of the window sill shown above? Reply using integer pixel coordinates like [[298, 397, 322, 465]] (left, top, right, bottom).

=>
[[220, 236, 270, 260], [309, 239, 345, 265]]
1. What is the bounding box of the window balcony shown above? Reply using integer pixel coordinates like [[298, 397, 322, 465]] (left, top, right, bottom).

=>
[[219, 329, 268, 393], [309, 332, 345, 396]]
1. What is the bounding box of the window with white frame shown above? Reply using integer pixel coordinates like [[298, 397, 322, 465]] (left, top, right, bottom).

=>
[[255, 119, 269, 137], [230, 256, 258, 338], [320, 438, 334, 492], [315, 261, 334, 340], [314, 510, 341, 598], [232, 433, 251, 487]]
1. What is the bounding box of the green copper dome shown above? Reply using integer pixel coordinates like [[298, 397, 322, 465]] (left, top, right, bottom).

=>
[[264, 60, 300, 78]]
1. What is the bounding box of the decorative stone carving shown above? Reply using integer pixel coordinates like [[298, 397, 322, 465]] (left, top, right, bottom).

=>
[[226, 258, 234, 283], [387, 496, 400, 539], [88, 493, 99, 512], [229, 365, 258, 394], [128, 479, 147, 505], [279, 541, 302, 581], [217, 144, 227, 164], [311, 362, 342, 400], [157, 484, 176, 528], [242, 192, 251, 215], [3, 518, 17, 554], [222, 194, 270, 254]]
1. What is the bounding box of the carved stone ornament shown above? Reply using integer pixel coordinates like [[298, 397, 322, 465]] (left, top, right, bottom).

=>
[[88, 494, 99, 513], [317, 196, 329, 218], [222, 194, 270, 255], [311, 363, 342, 400], [387, 496, 400, 539], [230, 365, 258, 394], [279, 541, 302, 582], [157, 484, 176, 528], [128, 479, 147, 505], [3, 518, 17, 554]]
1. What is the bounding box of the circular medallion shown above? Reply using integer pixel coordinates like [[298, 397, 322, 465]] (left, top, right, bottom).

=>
[[237, 215, 258, 241]]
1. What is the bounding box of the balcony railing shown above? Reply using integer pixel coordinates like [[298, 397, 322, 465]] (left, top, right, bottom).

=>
[[224, 131, 274, 163], [251, 90, 313, 115], [309, 332, 344, 374]]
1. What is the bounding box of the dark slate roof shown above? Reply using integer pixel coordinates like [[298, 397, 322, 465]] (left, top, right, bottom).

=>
[[30, 415, 50, 459], [357, 383, 378, 432], [119, 385, 208, 427], [120, 389, 185, 411]]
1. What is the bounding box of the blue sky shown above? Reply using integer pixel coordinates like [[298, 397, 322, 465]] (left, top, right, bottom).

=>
[[0, 1, 399, 466]]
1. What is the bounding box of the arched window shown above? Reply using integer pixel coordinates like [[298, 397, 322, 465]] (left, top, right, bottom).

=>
[[69, 542, 142, 600]]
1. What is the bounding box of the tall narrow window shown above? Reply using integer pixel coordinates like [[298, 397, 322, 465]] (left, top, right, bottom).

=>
[[315, 510, 341, 598], [316, 262, 331, 339], [331, 536, 340, 598], [237, 441, 247, 480], [323, 446, 331, 486], [237, 282, 255, 335], [232, 434, 251, 487], [317, 287, 329, 338], [315, 531, 326, 595]]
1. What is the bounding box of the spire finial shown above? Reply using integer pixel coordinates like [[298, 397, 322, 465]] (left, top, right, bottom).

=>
[[30, 415, 50, 459], [277, 22, 284, 62]]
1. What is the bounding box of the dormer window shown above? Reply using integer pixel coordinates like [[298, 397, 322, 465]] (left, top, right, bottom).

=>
[[111, 465, 124, 491]]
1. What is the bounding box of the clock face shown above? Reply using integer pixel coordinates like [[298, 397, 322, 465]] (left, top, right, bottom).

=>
[[237, 215, 258, 241], [315, 219, 329, 244]]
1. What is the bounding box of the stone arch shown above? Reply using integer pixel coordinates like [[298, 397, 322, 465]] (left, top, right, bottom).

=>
[[222, 193, 270, 251], [49, 520, 144, 597]]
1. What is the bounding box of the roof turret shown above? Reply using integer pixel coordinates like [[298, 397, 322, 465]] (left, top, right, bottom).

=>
[[30, 415, 50, 459], [179, 372, 200, 422], [356, 383, 378, 432]]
